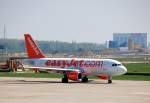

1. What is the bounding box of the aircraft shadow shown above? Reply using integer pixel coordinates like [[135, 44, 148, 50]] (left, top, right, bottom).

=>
[[0, 79, 111, 85]]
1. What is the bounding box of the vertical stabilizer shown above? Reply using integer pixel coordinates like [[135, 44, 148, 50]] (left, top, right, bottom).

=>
[[24, 34, 45, 58]]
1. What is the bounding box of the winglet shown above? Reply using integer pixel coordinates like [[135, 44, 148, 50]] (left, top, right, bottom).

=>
[[24, 33, 45, 58]]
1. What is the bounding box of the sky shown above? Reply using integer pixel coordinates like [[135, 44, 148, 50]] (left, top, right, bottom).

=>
[[0, 0, 150, 43]]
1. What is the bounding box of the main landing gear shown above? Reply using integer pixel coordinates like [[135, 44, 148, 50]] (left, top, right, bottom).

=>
[[81, 76, 88, 83], [62, 73, 68, 83], [62, 76, 89, 83]]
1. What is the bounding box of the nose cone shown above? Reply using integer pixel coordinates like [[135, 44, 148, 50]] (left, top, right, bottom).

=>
[[120, 66, 127, 75]]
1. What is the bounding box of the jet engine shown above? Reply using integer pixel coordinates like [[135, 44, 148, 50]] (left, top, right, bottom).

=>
[[67, 71, 82, 81]]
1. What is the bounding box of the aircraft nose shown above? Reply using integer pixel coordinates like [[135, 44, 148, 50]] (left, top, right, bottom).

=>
[[120, 66, 127, 74]]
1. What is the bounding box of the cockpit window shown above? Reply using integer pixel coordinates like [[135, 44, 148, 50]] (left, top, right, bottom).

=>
[[118, 64, 121, 66], [112, 64, 117, 66], [112, 64, 122, 66]]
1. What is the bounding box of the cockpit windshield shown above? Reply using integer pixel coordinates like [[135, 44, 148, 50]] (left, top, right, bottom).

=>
[[112, 64, 122, 66]]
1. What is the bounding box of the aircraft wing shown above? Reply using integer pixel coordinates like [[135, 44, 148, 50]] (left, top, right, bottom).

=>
[[23, 66, 81, 72]]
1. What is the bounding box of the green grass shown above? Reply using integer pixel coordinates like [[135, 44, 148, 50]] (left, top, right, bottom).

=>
[[124, 63, 150, 73], [0, 72, 63, 78], [113, 75, 150, 81]]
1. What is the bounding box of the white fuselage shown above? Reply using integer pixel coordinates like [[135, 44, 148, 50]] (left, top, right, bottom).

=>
[[25, 58, 127, 76]]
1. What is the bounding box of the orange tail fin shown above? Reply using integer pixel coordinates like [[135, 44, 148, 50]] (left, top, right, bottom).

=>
[[24, 33, 45, 59]]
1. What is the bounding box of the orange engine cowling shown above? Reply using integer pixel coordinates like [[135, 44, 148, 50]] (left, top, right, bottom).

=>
[[67, 72, 81, 81], [97, 74, 108, 80]]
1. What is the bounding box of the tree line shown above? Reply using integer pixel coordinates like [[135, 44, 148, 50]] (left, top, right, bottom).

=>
[[0, 39, 105, 54]]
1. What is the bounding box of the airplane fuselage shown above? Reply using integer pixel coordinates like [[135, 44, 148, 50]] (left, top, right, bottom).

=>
[[27, 58, 127, 76]]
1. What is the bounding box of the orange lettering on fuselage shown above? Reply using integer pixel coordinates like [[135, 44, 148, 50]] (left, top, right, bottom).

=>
[[45, 59, 103, 69]]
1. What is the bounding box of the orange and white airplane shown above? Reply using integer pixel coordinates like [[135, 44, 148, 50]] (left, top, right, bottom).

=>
[[23, 34, 127, 83]]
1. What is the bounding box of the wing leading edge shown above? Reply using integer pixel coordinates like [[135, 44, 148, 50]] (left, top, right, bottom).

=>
[[23, 66, 81, 72]]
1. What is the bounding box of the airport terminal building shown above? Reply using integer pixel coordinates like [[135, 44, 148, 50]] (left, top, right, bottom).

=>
[[111, 33, 147, 49]]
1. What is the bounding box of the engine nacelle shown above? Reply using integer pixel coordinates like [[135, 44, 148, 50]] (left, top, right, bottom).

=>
[[67, 71, 81, 81], [97, 74, 108, 80]]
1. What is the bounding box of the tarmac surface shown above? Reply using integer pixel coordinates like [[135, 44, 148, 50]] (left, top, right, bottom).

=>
[[0, 77, 150, 103]]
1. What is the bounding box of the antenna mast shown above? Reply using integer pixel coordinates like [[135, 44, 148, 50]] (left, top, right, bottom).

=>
[[3, 24, 7, 56]]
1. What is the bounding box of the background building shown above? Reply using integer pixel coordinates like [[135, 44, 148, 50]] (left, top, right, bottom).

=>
[[108, 41, 117, 48], [113, 33, 147, 49]]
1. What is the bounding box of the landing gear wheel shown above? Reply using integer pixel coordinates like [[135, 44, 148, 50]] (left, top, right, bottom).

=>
[[108, 76, 112, 84], [82, 76, 88, 83], [62, 72, 68, 83], [108, 79, 112, 84], [62, 78, 68, 83]]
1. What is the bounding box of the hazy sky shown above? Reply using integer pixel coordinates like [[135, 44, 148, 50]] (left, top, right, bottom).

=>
[[0, 0, 150, 43]]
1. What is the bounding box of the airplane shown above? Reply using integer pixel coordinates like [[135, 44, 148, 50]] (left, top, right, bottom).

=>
[[23, 33, 127, 83]]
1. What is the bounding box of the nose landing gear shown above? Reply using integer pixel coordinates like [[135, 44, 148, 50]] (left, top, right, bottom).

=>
[[108, 76, 112, 84]]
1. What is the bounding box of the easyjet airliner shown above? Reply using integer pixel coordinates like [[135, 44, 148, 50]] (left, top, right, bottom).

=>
[[23, 34, 127, 83]]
